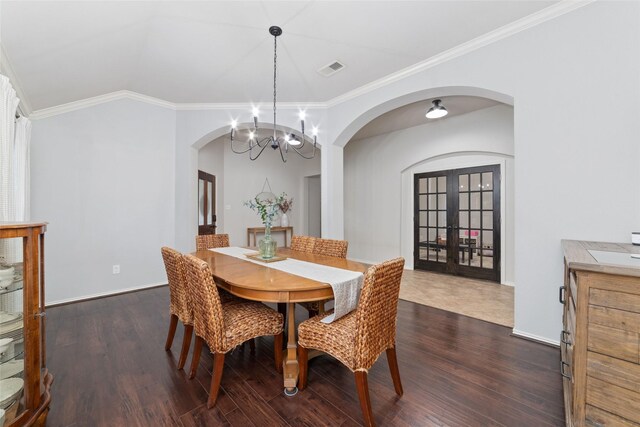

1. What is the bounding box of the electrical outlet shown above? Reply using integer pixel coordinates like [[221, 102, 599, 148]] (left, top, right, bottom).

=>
[[112, 265, 120, 274]]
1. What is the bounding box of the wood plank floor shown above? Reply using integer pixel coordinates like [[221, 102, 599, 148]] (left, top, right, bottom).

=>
[[45, 286, 564, 426]]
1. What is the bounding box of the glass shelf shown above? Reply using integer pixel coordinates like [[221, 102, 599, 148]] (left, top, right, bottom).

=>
[[0, 350, 24, 366]]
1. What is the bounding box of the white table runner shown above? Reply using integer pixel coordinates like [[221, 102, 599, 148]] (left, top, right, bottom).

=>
[[211, 246, 363, 323]]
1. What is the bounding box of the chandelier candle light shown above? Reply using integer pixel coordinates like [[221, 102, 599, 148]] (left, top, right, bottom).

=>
[[230, 26, 318, 162]]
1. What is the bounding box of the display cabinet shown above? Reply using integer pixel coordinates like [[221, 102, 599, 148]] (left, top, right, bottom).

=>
[[0, 222, 51, 427]]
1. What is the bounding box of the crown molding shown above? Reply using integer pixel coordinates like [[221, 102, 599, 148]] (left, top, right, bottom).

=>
[[29, 0, 593, 120], [1, 44, 33, 116], [29, 90, 177, 120], [324, 0, 595, 107]]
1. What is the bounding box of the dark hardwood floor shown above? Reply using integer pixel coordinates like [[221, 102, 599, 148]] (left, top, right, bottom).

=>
[[45, 286, 564, 426]]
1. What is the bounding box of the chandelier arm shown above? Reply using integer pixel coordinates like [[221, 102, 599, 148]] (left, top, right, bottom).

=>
[[249, 137, 273, 161], [230, 137, 254, 154], [286, 142, 317, 160], [275, 138, 288, 163]]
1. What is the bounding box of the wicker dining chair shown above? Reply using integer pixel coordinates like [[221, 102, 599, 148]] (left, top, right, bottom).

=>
[[290, 235, 316, 253], [182, 254, 284, 408], [297, 257, 405, 427], [161, 247, 195, 370], [195, 234, 230, 251], [298, 237, 349, 317], [194, 233, 240, 304]]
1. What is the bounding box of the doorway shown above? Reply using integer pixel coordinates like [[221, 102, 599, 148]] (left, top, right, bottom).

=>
[[198, 170, 217, 235], [414, 165, 500, 282]]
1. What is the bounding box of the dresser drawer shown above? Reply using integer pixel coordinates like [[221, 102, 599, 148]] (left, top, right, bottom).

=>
[[587, 352, 640, 394], [586, 376, 640, 424], [586, 405, 640, 427], [590, 288, 640, 314], [588, 323, 639, 363]]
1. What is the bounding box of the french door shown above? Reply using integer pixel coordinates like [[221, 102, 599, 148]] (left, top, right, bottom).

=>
[[414, 165, 501, 282]]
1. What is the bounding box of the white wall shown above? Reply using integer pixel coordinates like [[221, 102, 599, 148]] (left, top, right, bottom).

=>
[[197, 138, 225, 232], [345, 105, 514, 285], [331, 1, 640, 343], [31, 98, 176, 304], [25, 1, 640, 343], [217, 139, 320, 247]]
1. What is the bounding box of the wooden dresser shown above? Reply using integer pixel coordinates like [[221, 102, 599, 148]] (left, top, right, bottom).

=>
[[561, 240, 640, 427]]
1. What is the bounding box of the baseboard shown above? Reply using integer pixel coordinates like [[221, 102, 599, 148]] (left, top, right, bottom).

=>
[[46, 282, 167, 307], [511, 329, 559, 347], [502, 280, 515, 287]]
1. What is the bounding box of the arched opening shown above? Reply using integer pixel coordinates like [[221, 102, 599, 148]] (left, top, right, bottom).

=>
[[193, 125, 322, 247], [342, 90, 515, 327]]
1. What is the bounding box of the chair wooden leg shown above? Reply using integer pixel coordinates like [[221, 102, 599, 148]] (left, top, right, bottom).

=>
[[189, 336, 203, 379], [386, 347, 403, 396], [298, 345, 308, 390], [165, 314, 178, 350], [274, 332, 283, 374], [207, 352, 225, 409], [355, 371, 375, 427], [177, 324, 193, 370]]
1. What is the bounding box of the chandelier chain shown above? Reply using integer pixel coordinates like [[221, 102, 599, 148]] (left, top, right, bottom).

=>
[[273, 34, 277, 140]]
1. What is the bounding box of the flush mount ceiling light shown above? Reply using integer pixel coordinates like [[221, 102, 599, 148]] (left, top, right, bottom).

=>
[[426, 99, 448, 119], [229, 26, 318, 162]]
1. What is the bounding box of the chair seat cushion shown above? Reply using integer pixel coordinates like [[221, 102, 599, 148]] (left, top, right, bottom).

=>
[[298, 310, 358, 371], [222, 302, 283, 352]]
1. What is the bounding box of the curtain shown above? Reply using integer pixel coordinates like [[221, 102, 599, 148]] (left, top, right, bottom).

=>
[[0, 74, 21, 264]]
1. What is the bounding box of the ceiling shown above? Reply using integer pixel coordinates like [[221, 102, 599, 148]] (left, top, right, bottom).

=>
[[1, 1, 556, 111], [351, 96, 500, 141]]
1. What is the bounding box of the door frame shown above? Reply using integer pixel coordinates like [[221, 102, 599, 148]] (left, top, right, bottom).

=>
[[413, 164, 501, 282], [198, 170, 217, 235]]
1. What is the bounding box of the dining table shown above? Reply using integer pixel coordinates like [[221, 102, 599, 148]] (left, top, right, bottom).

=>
[[193, 247, 366, 396]]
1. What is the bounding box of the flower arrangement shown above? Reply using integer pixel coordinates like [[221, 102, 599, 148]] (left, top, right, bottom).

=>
[[277, 193, 293, 214], [244, 193, 284, 228]]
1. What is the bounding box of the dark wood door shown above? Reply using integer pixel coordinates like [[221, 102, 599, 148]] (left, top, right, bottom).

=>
[[198, 170, 216, 235], [414, 165, 501, 282]]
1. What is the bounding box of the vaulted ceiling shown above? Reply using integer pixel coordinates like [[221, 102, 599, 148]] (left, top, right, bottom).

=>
[[1, 1, 556, 111]]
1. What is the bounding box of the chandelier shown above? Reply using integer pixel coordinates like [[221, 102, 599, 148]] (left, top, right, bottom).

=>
[[230, 26, 318, 162]]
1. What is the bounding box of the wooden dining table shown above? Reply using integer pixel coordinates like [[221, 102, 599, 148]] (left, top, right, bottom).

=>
[[193, 247, 366, 396]]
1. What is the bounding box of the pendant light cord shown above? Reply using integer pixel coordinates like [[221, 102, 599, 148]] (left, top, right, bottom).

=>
[[273, 34, 277, 141]]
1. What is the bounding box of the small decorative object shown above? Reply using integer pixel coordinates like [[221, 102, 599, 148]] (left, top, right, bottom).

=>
[[632, 232, 640, 246], [244, 181, 286, 259], [277, 193, 293, 227]]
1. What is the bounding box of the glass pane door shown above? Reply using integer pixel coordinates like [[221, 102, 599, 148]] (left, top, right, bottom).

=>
[[415, 165, 500, 282], [415, 172, 450, 274]]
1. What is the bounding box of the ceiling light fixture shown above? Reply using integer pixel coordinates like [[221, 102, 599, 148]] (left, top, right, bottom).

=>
[[426, 99, 448, 119], [230, 26, 318, 162]]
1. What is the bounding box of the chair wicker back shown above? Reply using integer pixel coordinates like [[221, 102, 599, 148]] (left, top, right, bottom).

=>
[[195, 234, 230, 251], [183, 254, 226, 351], [314, 238, 348, 258], [290, 235, 316, 253], [297, 257, 405, 426], [161, 247, 192, 324], [354, 257, 405, 370]]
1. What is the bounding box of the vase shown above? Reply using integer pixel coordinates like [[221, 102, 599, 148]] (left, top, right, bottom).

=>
[[280, 213, 289, 227], [259, 225, 278, 259]]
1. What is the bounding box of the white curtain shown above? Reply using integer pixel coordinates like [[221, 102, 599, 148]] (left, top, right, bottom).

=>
[[0, 74, 21, 264]]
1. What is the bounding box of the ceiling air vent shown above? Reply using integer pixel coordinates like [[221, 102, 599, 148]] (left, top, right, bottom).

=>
[[318, 60, 345, 77]]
